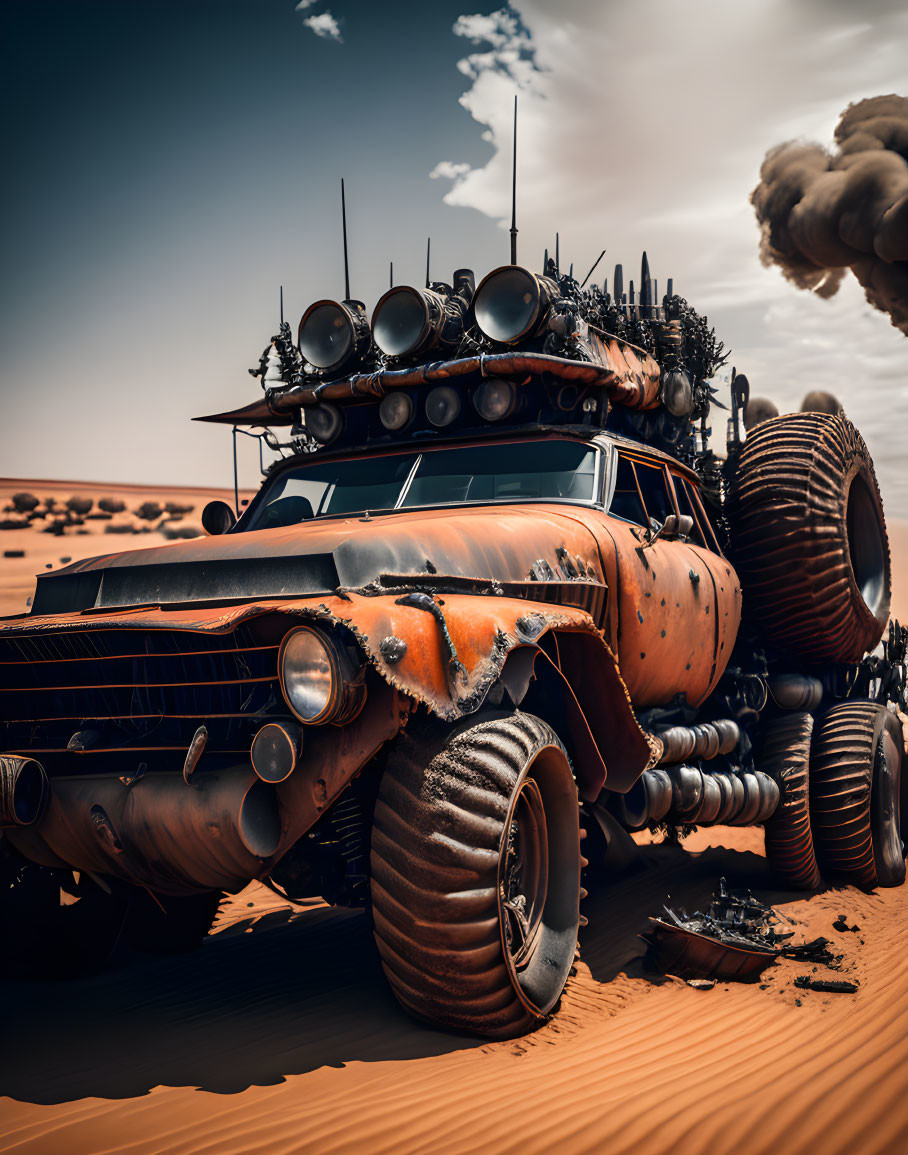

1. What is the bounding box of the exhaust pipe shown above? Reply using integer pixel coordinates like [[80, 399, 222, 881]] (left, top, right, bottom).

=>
[[9, 768, 281, 895], [0, 755, 49, 827]]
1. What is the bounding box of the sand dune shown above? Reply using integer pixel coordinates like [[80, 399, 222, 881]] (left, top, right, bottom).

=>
[[1, 840, 906, 1155], [0, 480, 906, 1154]]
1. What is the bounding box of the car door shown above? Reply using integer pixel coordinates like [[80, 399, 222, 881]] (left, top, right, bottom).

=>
[[589, 444, 740, 709]]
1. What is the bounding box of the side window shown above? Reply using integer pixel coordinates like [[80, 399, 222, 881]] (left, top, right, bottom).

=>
[[633, 461, 673, 526], [675, 476, 721, 553], [609, 454, 674, 528], [609, 455, 647, 525]]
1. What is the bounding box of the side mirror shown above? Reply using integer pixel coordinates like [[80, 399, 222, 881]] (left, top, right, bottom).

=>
[[659, 513, 694, 542], [201, 500, 236, 536]]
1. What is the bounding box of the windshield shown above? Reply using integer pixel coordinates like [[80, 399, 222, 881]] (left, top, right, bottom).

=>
[[245, 439, 598, 531]]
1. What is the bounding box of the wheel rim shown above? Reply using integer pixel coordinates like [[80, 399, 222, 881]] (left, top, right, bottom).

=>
[[496, 745, 580, 1018], [501, 776, 549, 971]]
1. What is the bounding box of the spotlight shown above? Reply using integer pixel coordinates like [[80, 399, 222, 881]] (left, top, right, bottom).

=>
[[371, 285, 467, 359], [473, 380, 516, 421], [426, 386, 461, 427], [660, 368, 693, 417], [304, 402, 343, 445], [379, 391, 414, 431], [472, 265, 559, 344], [298, 299, 370, 372]]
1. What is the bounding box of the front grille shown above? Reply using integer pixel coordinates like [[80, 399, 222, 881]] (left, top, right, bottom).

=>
[[0, 624, 280, 758]]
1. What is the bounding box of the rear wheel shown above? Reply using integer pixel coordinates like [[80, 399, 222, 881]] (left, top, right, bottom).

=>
[[370, 712, 581, 1038], [729, 413, 889, 662], [810, 701, 905, 889], [761, 712, 822, 890]]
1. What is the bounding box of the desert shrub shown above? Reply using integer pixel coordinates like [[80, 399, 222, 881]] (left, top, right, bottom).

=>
[[66, 496, 93, 516], [98, 497, 126, 514], [12, 492, 39, 513]]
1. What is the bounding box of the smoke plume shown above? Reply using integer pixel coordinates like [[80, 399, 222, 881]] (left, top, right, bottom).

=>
[[751, 94, 908, 335]]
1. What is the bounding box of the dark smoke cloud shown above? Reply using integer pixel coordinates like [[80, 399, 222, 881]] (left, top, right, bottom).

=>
[[751, 94, 908, 334]]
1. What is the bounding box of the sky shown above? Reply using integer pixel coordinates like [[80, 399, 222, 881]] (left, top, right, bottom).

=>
[[1, 0, 906, 513]]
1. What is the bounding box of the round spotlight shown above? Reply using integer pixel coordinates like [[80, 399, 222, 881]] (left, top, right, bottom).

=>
[[426, 385, 461, 427], [660, 368, 693, 417], [279, 626, 366, 726], [298, 299, 370, 372], [473, 380, 516, 421], [304, 402, 343, 445], [372, 287, 430, 356], [473, 265, 558, 344], [379, 391, 414, 431]]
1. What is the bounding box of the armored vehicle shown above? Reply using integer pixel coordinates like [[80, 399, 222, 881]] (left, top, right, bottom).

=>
[[1, 252, 904, 1038]]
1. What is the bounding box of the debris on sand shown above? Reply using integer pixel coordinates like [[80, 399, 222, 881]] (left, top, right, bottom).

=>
[[781, 937, 843, 968], [643, 880, 857, 987], [794, 976, 859, 994], [833, 914, 861, 933], [641, 878, 787, 980]]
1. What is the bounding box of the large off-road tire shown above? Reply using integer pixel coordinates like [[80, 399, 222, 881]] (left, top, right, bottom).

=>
[[810, 701, 905, 889], [370, 712, 581, 1039], [728, 413, 889, 663], [0, 862, 128, 979], [122, 887, 223, 954], [761, 712, 823, 890]]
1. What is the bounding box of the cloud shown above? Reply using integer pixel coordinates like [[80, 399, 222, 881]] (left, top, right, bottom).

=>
[[431, 7, 541, 205], [302, 11, 342, 42], [433, 0, 908, 512], [295, 3, 343, 43], [430, 160, 472, 181]]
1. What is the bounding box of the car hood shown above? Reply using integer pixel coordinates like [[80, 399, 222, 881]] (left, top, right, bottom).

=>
[[28, 504, 606, 615]]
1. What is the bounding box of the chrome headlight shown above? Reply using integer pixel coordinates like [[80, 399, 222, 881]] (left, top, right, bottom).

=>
[[298, 299, 370, 372], [472, 265, 559, 344], [278, 626, 366, 725]]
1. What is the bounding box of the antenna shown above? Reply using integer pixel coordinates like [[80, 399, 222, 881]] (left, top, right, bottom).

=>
[[580, 249, 606, 289], [341, 178, 351, 301], [555, 233, 560, 276], [279, 285, 284, 326], [510, 94, 518, 264], [426, 237, 431, 289], [613, 263, 624, 302], [667, 277, 674, 298], [390, 261, 394, 288]]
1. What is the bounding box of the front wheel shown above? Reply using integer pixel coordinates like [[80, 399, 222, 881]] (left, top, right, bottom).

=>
[[370, 712, 581, 1038]]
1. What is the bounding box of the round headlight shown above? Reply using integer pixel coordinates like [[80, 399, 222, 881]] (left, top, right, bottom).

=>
[[426, 385, 461, 427], [278, 626, 365, 725], [304, 402, 343, 445], [473, 265, 558, 343], [379, 391, 414, 431], [473, 380, 516, 421], [251, 721, 303, 783], [298, 299, 370, 372]]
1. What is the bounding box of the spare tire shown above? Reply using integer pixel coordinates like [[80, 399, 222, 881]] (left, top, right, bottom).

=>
[[728, 413, 889, 662]]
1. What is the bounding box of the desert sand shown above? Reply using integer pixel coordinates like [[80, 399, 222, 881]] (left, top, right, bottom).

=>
[[0, 480, 906, 1155]]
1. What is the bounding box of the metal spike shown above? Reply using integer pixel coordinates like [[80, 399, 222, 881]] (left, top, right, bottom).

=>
[[579, 914, 589, 927], [667, 277, 674, 297], [579, 887, 588, 900], [579, 856, 589, 868], [613, 263, 624, 301]]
